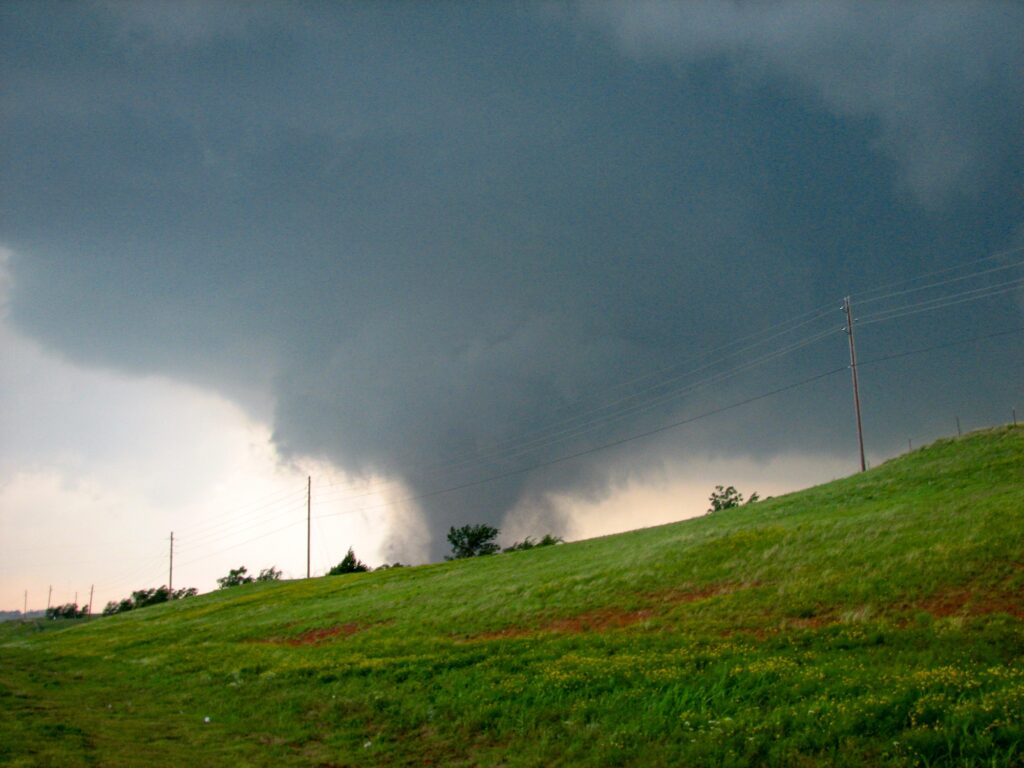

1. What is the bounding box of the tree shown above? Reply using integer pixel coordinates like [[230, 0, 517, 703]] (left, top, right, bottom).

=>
[[446, 524, 500, 559], [46, 603, 86, 620], [256, 566, 282, 582], [328, 548, 370, 575], [103, 598, 134, 616], [217, 566, 255, 589], [706, 485, 759, 514], [131, 586, 171, 607], [101, 585, 196, 615], [503, 533, 564, 552]]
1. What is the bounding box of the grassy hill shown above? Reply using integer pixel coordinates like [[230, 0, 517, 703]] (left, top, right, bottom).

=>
[[2, 426, 1022, 767]]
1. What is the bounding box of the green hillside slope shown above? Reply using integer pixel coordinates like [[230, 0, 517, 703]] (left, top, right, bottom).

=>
[[2, 427, 1022, 767]]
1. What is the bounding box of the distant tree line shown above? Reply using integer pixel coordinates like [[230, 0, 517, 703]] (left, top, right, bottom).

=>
[[102, 585, 198, 616], [46, 603, 88, 620], [445, 524, 562, 560], [323, 525, 563, 577], [68, 489, 758, 620], [87, 525, 566, 618], [217, 565, 282, 588]]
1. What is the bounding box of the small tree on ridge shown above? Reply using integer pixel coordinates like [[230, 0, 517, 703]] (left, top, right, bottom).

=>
[[217, 566, 255, 589], [328, 548, 370, 575], [446, 524, 500, 559], [706, 485, 760, 514]]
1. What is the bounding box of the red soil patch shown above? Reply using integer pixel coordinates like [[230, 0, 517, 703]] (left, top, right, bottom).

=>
[[721, 587, 1023, 639], [548, 607, 655, 633], [258, 622, 365, 646], [785, 614, 835, 629], [470, 607, 654, 641], [911, 588, 1024, 620], [464, 581, 750, 641], [650, 581, 752, 606]]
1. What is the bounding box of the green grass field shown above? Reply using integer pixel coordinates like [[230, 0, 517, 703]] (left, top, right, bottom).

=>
[[2, 426, 1022, 767]]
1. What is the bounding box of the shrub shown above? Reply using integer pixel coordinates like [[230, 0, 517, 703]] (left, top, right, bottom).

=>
[[256, 566, 282, 582], [217, 567, 255, 589], [504, 533, 564, 552], [101, 585, 196, 615], [46, 603, 87, 620], [706, 485, 759, 514], [446, 524, 500, 559], [328, 548, 370, 575]]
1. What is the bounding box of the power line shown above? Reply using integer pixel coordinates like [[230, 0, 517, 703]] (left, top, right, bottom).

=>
[[314, 302, 839, 495], [856, 257, 1024, 306], [172, 486, 307, 541], [857, 326, 1024, 368], [314, 322, 1023, 523], [174, 520, 306, 570], [858, 276, 1024, 327], [173, 497, 306, 551], [851, 244, 1024, 302], [315, 364, 850, 522], [314, 321, 843, 506]]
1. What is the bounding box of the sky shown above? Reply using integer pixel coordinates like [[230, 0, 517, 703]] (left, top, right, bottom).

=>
[[1, 1, 1022, 612]]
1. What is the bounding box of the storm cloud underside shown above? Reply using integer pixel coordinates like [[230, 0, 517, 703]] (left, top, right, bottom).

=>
[[2, 2, 1022, 559]]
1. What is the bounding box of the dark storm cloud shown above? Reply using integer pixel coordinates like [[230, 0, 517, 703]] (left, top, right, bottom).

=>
[[1, 2, 1022, 558], [577, 0, 1024, 207]]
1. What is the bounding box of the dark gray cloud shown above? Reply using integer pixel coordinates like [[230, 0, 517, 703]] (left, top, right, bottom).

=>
[[1, 2, 1021, 559], [578, 1, 1024, 207]]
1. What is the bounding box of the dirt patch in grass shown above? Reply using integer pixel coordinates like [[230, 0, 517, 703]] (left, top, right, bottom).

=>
[[912, 588, 1024, 619], [464, 606, 655, 641], [464, 581, 751, 641], [651, 581, 755, 606], [550, 606, 655, 633], [257, 622, 365, 646], [723, 587, 1024, 639]]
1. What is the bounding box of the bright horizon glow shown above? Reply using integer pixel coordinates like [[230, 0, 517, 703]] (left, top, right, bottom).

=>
[[0, 307, 412, 611]]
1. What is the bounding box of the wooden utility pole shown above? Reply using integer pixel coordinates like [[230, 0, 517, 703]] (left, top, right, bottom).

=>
[[88, 585, 94, 616], [843, 297, 866, 472], [169, 532, 174, 591], [47, 585, 52, 611], [306, 476, 312, 579]]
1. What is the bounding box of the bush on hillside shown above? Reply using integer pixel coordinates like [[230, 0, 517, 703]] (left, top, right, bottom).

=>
[[504, 533, 564, 552], [446, 524, 500, 559], [256, 566, 282, 582], [46, 603, 87, 620], [101, 585, 197, 616], [217, 567, 255, 589], [328, 548, 370, 575], [706, 485, 759, 514]]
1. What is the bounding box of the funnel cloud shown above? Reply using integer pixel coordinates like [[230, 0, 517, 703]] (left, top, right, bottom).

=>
[[1, 2, 1022, 561]]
